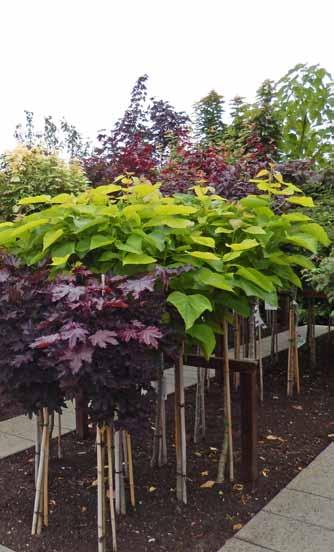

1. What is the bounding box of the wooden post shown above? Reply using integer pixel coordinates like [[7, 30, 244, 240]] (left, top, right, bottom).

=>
[[184, 354, 258, 484]]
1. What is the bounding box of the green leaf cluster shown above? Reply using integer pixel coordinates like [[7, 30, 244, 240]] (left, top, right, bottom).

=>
[[0, 173, 329, 359], [0, 146, 88, 221]]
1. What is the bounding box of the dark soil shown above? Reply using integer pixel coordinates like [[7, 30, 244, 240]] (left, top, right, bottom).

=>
[[1, 335, 334, 552]]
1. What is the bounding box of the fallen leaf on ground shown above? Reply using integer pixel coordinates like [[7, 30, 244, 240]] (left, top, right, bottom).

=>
[[148, 486, 157, 493], [292, 405, 303, 411], [266, 434, 284, 442], [233, 523, 243, 531], [200, 480, 215, 488], [201, 470, 209, 476], [233, 483, 244, 492]]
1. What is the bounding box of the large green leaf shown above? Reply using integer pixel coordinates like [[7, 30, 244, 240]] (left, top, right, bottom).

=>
[[187, 323, 216, 359], [122, 253, 156, 265], [285, 233, 318, 253], [43, 229, 64, 251], [191, 235, 216, 248], [298, 223, 330, 246], [287, 196, 314, 207], [90, 234, 115, 251], [167, 291, 213, 330], [188, 251, 220, 261], [243, 226, 266, 235], [237, 266, 274, 292], [18, 195, 51, 205], [144, 216, 193, 229], [228, 239, 259, 251], [195, 267, 234, 292]]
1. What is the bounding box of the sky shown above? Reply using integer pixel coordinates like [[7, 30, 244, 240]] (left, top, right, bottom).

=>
[[1, 0, 334, 151]]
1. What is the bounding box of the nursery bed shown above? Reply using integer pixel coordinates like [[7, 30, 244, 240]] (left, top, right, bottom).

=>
[[0, 338, 334, 552]]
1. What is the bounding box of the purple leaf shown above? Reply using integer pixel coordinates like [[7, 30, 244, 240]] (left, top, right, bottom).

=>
[[30, 333, 60, 349], [118, 273, 156, 299], [51, 284, 86, 303], [0, 269, 10, 283], [137, 326, 162, 349], [12, 352, 34, 367], [89, 330, 119, 348], [60, 345, 94, 374], [60, 322, 89, 349]]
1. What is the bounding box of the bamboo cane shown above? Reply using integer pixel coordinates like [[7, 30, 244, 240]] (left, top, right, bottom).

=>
[[119, 431, 126, 515], [126, 432, 136, 509], [122, 430, 129, 479], [96, 425, 106, 552], [32, 408, 48, 535], [35, 411, 41, 486], [43, 409, 50, 527], [106, 426, 117, 551], [114, 430, 121, 515]]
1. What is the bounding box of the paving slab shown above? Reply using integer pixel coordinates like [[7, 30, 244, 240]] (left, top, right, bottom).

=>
[[0, 546, 16, 552], [219, 537, 276, 551], [264, 488, 334, 530], [287, 462, 334, 500], [234, 510, 334, 552], [0, 430, 34, 459]]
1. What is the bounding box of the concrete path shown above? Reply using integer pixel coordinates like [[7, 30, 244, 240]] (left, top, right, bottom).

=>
[[0, 546, 15, 551], [0, 401, 76, 460], [220, 443, 334, 552]]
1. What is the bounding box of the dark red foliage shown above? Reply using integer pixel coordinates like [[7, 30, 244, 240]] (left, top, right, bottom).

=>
[[0, 258, 184, 428]]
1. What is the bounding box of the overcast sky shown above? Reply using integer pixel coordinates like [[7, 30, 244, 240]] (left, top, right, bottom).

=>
[[1, 0, 333, 151]]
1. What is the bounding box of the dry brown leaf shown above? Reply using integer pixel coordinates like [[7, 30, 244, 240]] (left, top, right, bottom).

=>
[[200, 480, 215, 489], [233, 523, 243, 531], [233, 483, 244, 492], [148, 486, 157, 493], [292, 405, 303, 411], [266, 434, 284, 442], [81, 506, 87, 513], [261, 468, 269, 478], [201, 470, 209, 476]]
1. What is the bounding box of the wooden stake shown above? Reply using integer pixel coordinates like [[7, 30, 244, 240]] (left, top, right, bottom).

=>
[[32, 408, 48, 535], [106, 426, 117, 551], [35, 411, 42, 487], [114, 430, 121, 515], [96, 425, 106, 552], [43, 409, 50, 528], [126, 432, 136, 509], [122, 431, 129, 479], [119, 431, 126, 515]]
